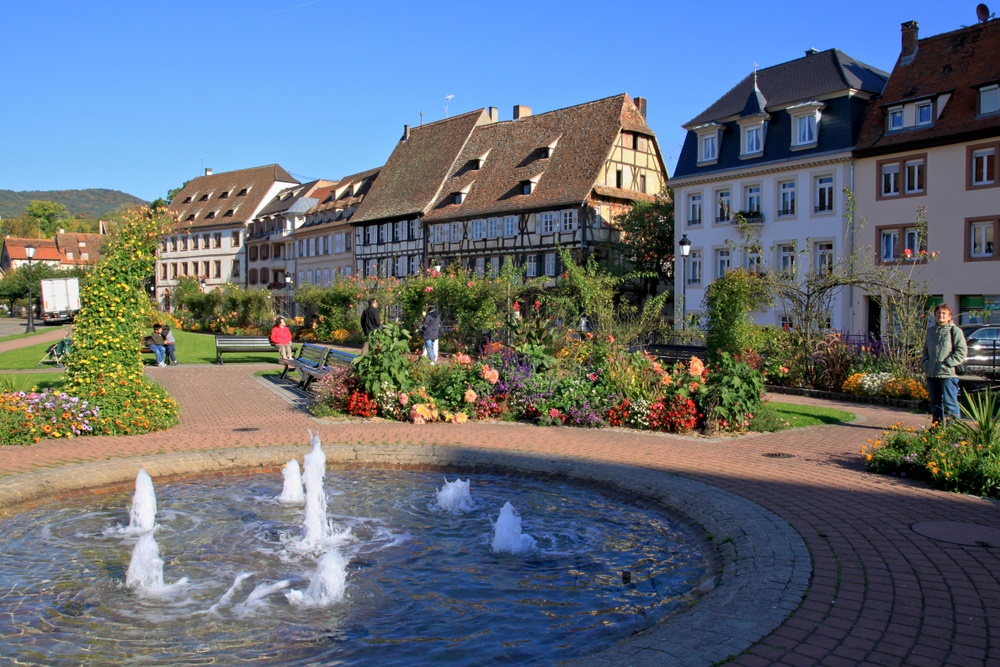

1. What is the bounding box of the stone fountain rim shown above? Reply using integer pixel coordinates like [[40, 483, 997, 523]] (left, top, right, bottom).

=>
[[0, 444, 809, 667]]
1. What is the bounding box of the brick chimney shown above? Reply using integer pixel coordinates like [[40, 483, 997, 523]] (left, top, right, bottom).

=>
[[402, 124, 410, 142], [634, 96, 647, 119], [900, 21, 919, 64], [488, 107, 499, 122], [513, 104, 532, 120], [204, 167, 213, 176]]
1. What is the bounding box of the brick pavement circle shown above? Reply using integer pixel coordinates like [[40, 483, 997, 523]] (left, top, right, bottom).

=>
[[0, 443, 808, 667]]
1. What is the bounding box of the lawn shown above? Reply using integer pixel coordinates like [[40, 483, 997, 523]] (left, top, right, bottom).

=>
[[0, 329, 285, 370], [0, 325, 70, 344], [0, 372, 66, 393], [770, 402, 855, 428]]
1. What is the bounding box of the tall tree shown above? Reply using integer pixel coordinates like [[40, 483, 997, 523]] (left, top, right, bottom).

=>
[[611, 190, 675, 303], [23, 200, 72, 238]]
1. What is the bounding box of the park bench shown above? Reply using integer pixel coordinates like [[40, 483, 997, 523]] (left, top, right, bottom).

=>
[[644, 344, 708, 365], [297, 348, 358, 389], [215, 334, 277, 364], [279, 343, 330, 388]]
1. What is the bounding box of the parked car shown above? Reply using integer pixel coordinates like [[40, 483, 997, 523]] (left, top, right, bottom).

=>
[[960, 325, 1000, 378]]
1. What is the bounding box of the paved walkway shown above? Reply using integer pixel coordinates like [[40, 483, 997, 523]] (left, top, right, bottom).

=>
[[1, 358, 999, 666]]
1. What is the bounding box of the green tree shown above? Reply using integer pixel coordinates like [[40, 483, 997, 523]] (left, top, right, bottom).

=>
[[166, 181, 190, 205], [0, 216, 39, 238], [703, 268, 772, 362], [611, 190, 675, 302], [23, 200, 72, 238]]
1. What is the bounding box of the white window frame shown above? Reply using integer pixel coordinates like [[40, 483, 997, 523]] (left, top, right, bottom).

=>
[[410, 255, 420, 275], [972, 148, 996, 185], [778, 244, 796, 275], [741, 123, 763, 156], [526, 255, 537, 278], [688, 250, 702, 285], [410, 220, 421, 240], [888, 106, 904, 131], [695, 123, 722, 164], [450, 222, 463, 242], [688, 193, 703, 226], [916, 101, 933, 126], [538, 212, 555, 234], [715, 189, 731, 222], [796, 115, 816, 145], [503, 216, 517, 238], [745, 249, 761, 274], [904, 227, 921, 258], [701, 135, 717, 162], [779, 180, 796, 216], [335, 233, 345, 254], [881, 163, 900, 197], [788, 102, 822, 148], [544, 253, 556, 277], [815, 175, 834, 212], [904, 159, 925, 194], [366, 226, 376, 245], [490, 256, 500, 275], [561, 210, 577, 232], [487, 218, 499, 239], [815, 242, 834, 274], [881, 230, 900, 261], [396, 255, 407, 277], [971, 221, 994, 258], [714, 248, 731, 279], [981, 85, 1000, 115], [744, 185, 761, 214], [475, 257, 485, 277], [471, 219, 485, 240]]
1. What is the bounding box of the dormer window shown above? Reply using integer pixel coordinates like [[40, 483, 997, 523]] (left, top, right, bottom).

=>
[[521, 176, 540, 195], [224, 209, 235, 217], [186, 214, 195, 221], [473, 150, 490, 170], [788, 102, 823, 149], [199, 194, 209, 202], [237, 188, 249, 196], [981, 84, 1000, 115], [693, 123, 722, 165], [183, 196, 192, 204], [220, 191, 230, 199], [916, 101, 933, 126], [454, 192, 465, 205], [206, 211, 216, 219], [738, 116, 766, 158], [888, 106, 904, 131]]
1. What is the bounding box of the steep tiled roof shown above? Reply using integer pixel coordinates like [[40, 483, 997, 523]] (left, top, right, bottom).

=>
[[56, 232, 105, 265], [423, 94, 659, 221], [856, 19, 1000, 155], [295, 167, 381, 235], [256, 180, 331, 217], [686, 49, 888, 127], [2, 237, 62, 262], [351, 111, 491, 223], [167, 164, 299, 230]]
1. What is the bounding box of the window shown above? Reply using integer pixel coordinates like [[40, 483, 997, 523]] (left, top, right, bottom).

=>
[[308, 238, 316, 257], [396, 256, 407, 277], [170, 237, 177, 252], [742, 125, 762, 155], [410, 220, 421, 240], [367, 259, 377, 277], [744, 185, 761, 214], [378, 224, 388, 244], [504, 216, 517, 237], [394, 221, 404, 242], [538, 212, 555, 234], [968, 143, 999, 189], [881, 163, 900, 197], [815, 242, 834, 274], [487, 218, 499, 239], [745, 249, 761, 274], [639, 174, 647, 193], [248, 269, 258, 285], [346, 232, 352, 250], [199, 194, 209, 202], [472, 219, 485, 240], [688, 250, 702, 285], [249, 246, 258, 262], [981, 85, 1000, 115], [261, 267, 270, 284], [237, 188, 248, 196], [205, 211, 216, 220], [903, 227, 924, 259], [714, 248, 731, 278], [880, 229, 900, 261], [274, 244, 281, 259], [879, 155, 927, 199], [182, 196, 192, 204], [232, 231, 241, 247], [904, 158, 925, 194], [544, 253, 556, 277], [888, 106, 904, 130], [202, 261, 210, 277], [322, 236, 330, 255], [260, 245, 270, 261], [615, 169, 623, 189], [335, 234, 345, 254], [181, 237, 188, 251], [779, 181, 796, 216], [450, 222, 463, 242], [778, 244, 796, 275], [700, 135, 717, 162], [366, 226, 376, 245], [231, 260, 240, 278], [969, 220, 996, 258], [815, 175, 834, 212], [526, 255, 537, 278], [688, 194, 703, 226], [191, 236, 199, 250], [788, 102, 822, 147], [490, 256, 500, 275], [161, 264, 167, 280], [796, 115, 816, 145], [916, 101, 933, 126], [475, 257, 485, 277], [561, 210, 577, 232], [715, 190, 731, 222], [213, 233, 221, 248]]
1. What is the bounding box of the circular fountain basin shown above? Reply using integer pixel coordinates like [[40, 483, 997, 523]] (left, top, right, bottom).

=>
[[0, 470, 709, 666]]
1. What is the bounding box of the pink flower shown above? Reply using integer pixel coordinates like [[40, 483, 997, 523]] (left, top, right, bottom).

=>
[[780, 366, 789, 374], [399, 393, 409, 406], [467, 281, 474, 287], [534, 300, 541, 311], [512, 302, 520, 312], [588, 372, 598, 381], [608, 335, 615, 343], [464, 389, 478, 403], [424, 286, 433, 292], [548, 408, 561, 418], [904, 248, 913, 258]]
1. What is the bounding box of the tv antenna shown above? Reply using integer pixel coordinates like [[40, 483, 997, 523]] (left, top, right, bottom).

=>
[[444, 94, 454, 117]]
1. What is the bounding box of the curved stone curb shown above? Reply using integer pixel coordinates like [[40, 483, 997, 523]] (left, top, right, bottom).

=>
[[0, 445, 810, 667]]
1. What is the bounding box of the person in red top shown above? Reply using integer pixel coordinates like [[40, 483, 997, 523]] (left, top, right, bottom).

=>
[[269, 317, 294, 360]]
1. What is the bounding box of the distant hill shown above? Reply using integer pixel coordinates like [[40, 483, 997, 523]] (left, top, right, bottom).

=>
[[0, 189, 148, 220]]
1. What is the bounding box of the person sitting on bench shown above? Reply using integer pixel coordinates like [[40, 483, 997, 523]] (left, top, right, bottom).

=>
[[144, 324, 167, 367]]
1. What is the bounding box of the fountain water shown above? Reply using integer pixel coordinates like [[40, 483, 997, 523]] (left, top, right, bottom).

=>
[[491, 501, 536, 554], [125, 532, 164, 589], [300, 430, 331, 548], [124, 468, 156, 534], [436, 477, 475, 513], [278, 459, 305, 504], [286, 550, 349, 607]]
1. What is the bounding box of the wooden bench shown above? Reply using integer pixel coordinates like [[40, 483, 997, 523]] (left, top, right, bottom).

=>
[[215, 334, 276, 364], [298, 348, 358, 389], [645, 344, 709, 365], [279, 343, 329, 388]]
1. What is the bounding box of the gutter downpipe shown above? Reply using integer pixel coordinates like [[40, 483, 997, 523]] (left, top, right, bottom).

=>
[[848, 158, 855, 334]]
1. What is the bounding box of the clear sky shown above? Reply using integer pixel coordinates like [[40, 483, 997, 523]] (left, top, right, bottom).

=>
[[0, 0, 983, 203]]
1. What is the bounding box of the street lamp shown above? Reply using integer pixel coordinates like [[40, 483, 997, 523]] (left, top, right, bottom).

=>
[[24, 244, 36, 333], [678, 234, 691, 331], [285, 274, 294, 318]]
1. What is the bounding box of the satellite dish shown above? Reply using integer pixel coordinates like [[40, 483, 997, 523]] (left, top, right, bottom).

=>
[[977, 3, 990, 22]]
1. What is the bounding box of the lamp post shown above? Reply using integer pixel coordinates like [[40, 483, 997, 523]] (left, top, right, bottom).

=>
[[285, 274, 294, 318], [24, 244, 36, 333], [678, 234, 691, 331]]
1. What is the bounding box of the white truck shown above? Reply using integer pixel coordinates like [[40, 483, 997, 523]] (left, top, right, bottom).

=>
[[40, 277, 81, 324]]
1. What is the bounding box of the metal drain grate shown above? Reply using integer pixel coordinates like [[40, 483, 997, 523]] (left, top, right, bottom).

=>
[[233, 427, 261, 432], [762, 452, 795, 459]]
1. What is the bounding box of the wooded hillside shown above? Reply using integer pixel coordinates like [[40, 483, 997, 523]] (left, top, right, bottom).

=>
[[0, 189, 147, 220]]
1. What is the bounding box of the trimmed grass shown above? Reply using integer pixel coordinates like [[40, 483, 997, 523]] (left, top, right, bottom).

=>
[[0, 372, 66, 393], [0, 325, 70, 344], [771, 401, 855, 428]]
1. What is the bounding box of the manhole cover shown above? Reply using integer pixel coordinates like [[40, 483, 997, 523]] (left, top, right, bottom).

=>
[[233, 427, 261, 432], [762, 452, 795, 459], [912, 521, 1000, 547]]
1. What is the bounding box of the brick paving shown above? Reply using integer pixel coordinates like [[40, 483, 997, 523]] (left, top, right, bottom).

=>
[[1, 359, 999, 665]]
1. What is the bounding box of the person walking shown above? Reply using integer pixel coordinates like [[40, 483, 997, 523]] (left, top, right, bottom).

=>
[[145, 324, 167, 367], [360, 298, 381, 356], [922, 303, 968, 425], [269, 317, 294, 361], [421, 304, 441, 365], [162, 325, 178, 365]]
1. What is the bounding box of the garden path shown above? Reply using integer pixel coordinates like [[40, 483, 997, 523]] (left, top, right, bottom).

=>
[[1, 363, 998, 666]]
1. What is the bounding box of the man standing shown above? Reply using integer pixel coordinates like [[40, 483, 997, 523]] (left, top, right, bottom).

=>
[[421, 304, 441, 365], [922, 303, 967, 425], [360, 298, 381, 355]]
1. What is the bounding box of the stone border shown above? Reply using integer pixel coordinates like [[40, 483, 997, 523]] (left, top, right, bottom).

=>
[[0, 446, 809, 667]]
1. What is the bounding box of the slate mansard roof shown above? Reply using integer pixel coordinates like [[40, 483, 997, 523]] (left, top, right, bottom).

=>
[[167, 164, 299, 230], [674, 49, 888, 178], [855, 18, 1000, 156]]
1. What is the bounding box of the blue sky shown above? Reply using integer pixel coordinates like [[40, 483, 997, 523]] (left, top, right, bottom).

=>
[[0, 0, 980, 203]]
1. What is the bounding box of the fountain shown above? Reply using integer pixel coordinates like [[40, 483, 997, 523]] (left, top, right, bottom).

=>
[[436, 477, 475, 513], [491, 501, 537, 554], [278, 459, 305, 504], [0, 435, 711, 665], [122, 468, 156, 534]]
